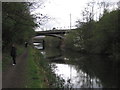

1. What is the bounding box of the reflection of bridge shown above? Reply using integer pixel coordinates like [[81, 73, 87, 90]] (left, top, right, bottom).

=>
[[46, 54, 66, 64], [35, 29, 76, 39]]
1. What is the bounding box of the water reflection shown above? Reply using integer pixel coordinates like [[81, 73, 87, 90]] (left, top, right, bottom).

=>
[[51, 63, 102, 88], [33, 42, 43, 49], [41, 47, 120, 88]]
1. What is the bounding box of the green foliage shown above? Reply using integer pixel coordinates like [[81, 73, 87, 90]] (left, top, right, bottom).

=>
[[64, 30, 82, 51], [44, 36, 61, 48], [2, 2, 36, 50], [26, 47, 65, 88], [92, 10, 120, 55], [26, 47, 47, 88], [64, 21, 96, 52], [64, 10, 120, 57]]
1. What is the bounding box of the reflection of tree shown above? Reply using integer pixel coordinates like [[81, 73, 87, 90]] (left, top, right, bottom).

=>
[[44, 47, 62, 58], [63, 50, 120, 88], [74, 68, 102, 88], [45, 48, 119, 88]]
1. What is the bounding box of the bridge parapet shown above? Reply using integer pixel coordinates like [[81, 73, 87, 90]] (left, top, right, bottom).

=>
[[36, 30, 67, 36], [35, 29, 77, 35]]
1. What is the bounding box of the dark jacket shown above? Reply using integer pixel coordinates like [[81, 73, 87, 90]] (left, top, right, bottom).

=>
[[11, 46, 16, 57]]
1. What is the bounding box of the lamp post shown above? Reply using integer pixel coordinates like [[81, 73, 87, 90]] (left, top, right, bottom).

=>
[[70, 13, 71, 30]]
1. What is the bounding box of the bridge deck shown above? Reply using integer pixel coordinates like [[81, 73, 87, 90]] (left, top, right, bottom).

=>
[[35, 29, 77, 35], [36, 30, 69, 35]]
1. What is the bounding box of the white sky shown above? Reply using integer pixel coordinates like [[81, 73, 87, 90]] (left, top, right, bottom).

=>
[[31, 0, 119, 31]]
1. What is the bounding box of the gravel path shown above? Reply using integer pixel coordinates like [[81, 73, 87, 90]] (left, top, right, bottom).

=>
[[2, 49, 28, 88]]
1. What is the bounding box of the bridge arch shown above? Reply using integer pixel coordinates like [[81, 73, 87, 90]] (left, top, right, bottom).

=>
[[36, 34, 64, 39]]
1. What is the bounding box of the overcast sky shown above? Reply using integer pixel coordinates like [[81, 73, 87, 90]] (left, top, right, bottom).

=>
[[31, 0, 119, 31]]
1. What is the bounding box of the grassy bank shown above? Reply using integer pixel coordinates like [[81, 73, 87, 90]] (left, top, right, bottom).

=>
[[26, 46, 65, 88], [26, 47, 48, 88]]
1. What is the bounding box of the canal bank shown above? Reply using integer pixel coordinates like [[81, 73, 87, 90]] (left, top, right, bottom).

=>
[[26, 46, 65, 88], [39, 47, 120, 88]]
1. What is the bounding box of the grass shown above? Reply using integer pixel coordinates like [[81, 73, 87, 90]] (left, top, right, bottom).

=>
[[26, 46, 65, 88], [25, 47, 49, 88]]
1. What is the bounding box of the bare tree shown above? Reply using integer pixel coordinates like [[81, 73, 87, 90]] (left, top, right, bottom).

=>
[[81, 1, 95, 22], [27, 0, 51, 28], [97, 1, 103, 20], [87, 1, 95, 21], [117, 1, 120, 10], [97, 1, 115, 20]]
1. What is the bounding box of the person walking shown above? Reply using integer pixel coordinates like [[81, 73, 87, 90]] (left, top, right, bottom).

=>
[[25, 42, 28, 48], [10, 44, 17, 65]]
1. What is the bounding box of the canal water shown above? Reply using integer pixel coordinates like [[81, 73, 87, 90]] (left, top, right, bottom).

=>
[[33, 43, 119, 88]]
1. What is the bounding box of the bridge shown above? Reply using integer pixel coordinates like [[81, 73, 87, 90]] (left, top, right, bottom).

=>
[[35, 29, 76, 39], [33, 29, 76, 49]]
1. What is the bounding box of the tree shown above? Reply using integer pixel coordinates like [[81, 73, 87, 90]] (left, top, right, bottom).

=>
[[92, 10, 120, 55], [2, 2, 37, 49]]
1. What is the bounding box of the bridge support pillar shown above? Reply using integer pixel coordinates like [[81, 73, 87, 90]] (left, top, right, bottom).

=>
[[42, 40, 45, 50]]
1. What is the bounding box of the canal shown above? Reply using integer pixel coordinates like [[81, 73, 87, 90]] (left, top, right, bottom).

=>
[[34, 43, 119, 88]]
